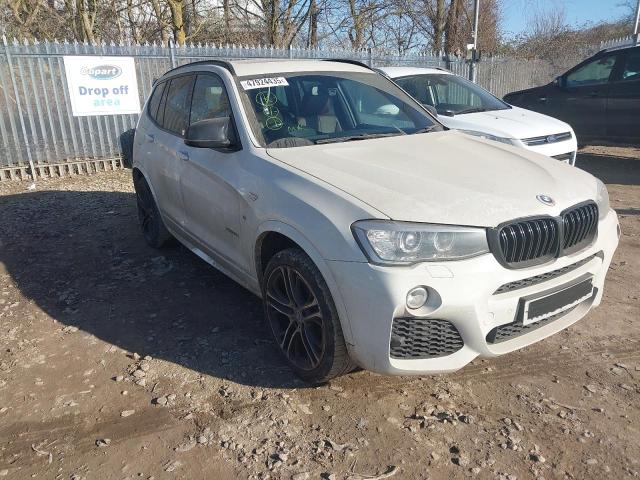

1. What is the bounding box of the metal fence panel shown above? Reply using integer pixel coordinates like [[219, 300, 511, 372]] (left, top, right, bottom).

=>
[[1, 36, 634, 179]]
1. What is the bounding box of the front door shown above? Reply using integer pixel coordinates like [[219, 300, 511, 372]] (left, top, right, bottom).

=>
[[553, 53, 619, 141], [607, 48, 640, 143], [179, 72, 247, 273]]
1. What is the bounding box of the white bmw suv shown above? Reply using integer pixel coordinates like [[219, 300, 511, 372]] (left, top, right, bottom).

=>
[[132, 59, 619, 383]]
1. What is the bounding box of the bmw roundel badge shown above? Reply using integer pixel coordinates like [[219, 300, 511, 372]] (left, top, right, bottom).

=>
[[536, 194, 555, 206]]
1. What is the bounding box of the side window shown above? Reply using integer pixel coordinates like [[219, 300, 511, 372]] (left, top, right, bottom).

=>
[[435, 81, 481, 107], [163, 75, 194, 136], [566, 55, 616, 87], [189, 74, 231, 124], [156, 81, 169, 127], [395, 77, 431, 105], [622, 49, 640, 81], [147, 82, 165, 120]]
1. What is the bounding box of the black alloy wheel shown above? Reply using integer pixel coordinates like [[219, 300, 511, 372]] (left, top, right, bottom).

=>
[[133, 174, 173, 248], [265, 264, 325, 370], [262, 248, 355, 383]]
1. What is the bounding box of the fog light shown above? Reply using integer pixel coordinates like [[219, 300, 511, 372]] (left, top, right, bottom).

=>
[[406, 286, 428, 309]]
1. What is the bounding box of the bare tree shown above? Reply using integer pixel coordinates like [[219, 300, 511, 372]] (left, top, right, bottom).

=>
[[308, 0, 319, 47], [167, 0, 186, 45], [149, 0, 171, 45]]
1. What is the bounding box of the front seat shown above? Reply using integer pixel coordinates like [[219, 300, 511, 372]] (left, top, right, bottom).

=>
[[298, 87, 341, 134]]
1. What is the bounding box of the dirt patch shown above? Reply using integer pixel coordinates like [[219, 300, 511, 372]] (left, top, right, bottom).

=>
[[0, 147, 638, 479]]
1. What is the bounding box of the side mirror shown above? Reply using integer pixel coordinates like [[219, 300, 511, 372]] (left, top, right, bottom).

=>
[[554, 76, 565, 89], [184, 117, 237, 149], [422, 104, 438, 117]]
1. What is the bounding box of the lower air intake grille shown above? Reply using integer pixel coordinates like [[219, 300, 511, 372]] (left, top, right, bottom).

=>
[[486, 306, 579, 344], [390, 318, 464, 359], [494, 253, 598, 294], [552, 152, 574, 162]]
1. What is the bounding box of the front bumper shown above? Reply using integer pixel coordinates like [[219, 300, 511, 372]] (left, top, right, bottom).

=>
[[515, 138, 578, 165], [328, 210, 619, 375]]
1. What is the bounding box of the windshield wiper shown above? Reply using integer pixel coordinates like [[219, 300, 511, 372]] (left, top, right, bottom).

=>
[[411, 125, 441, 134], [314, 132, 401, 144], [455, 107, 487, 115]]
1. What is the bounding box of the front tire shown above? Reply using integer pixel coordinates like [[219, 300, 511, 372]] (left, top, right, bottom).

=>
[[262, 248, 354, 384], [133, 174, 173, 248]]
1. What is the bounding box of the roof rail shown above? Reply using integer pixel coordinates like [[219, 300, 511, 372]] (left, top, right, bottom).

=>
[[162, 59, 236, 77], [323, 58, 375, 71]]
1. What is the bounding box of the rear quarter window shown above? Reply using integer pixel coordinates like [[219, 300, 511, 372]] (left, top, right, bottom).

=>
[[147, 82, 165, 121]]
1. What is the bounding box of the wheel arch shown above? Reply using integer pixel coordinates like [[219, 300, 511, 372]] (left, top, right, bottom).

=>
[[132, 165, 145, 184], [254, 221, 355, 346], [132, 166, 162, 214]]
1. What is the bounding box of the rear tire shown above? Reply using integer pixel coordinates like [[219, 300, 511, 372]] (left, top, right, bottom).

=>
[[262, 248, 355, 384], [133, 174, 173, 248]]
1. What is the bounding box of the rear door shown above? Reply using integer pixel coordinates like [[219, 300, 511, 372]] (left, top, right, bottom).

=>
[[136, 79, 166, 183], [606, 48, 640, 143], [555, 53, 620, 141], [150, 74, 195, 229]]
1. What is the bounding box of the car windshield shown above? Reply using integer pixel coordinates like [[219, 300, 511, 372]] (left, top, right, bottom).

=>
[[394, 73, 510, 116], [237, 71, 440, 148]]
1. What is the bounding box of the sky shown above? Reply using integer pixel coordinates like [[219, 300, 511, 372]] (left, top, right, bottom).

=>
[[501, 0, 632, 38]]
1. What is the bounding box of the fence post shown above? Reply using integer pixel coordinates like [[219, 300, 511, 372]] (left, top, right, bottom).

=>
[[367, 47, 373, 67], [3, 36, 36, 181], [169, 39, 177, 68]]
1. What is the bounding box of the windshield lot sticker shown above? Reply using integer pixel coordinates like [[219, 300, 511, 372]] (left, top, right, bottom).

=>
[[241, 77, 289, 90]]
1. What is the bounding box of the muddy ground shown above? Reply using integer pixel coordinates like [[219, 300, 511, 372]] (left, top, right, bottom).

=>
[[0, 146, 638, 480]]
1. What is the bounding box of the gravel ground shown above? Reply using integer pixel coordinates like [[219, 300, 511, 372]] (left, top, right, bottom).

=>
[[0, 146, 638, 480]]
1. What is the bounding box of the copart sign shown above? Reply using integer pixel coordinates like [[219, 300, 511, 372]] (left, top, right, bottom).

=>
[[63, 56, 140, 116]]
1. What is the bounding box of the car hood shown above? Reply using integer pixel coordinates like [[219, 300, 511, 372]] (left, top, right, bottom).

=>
[[266, 131, 597, 227], [439, 106, 572, 140], [504, 84, 550, 98]]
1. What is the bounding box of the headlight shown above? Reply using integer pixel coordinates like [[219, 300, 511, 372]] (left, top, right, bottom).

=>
[[595, 178, 610, 220], [459, 129, 516, 145], [352, 220, 489, 265]]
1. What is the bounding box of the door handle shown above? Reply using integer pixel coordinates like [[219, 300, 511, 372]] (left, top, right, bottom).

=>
[[588, 92, 599, 98], [145, 133, 154, 143], [538, 96, 547, 103], [178, 151, 190, 162], [239, 188, 259, 202]]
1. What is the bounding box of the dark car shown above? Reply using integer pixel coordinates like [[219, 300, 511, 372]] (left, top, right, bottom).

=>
[[504, 42, 640, 146]]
